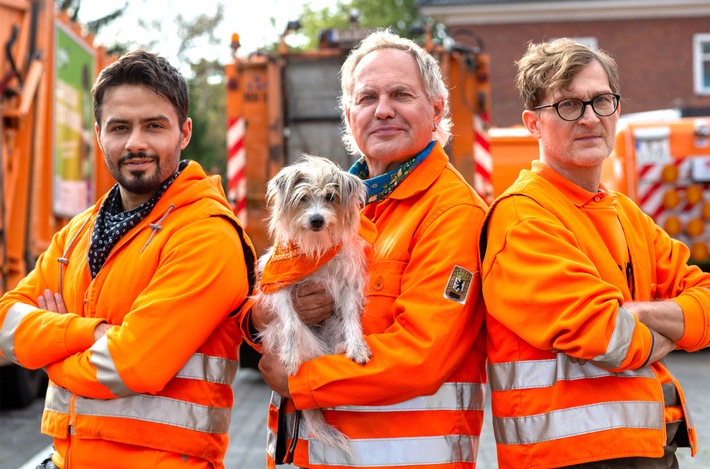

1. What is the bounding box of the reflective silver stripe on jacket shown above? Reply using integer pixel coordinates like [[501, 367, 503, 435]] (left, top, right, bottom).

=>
[[90, 335, 238, 397], [489, 354, 664, 446], [176, 353, 238, 385], [592, 306, 636, 368], [335, 381, 486, 412], [309, 435, 478, 466], [488, 355, 655, 392], [45, 384, 231, 434], [90, 335, 133, 397], [493, 401, 664, 446], [0, 303, 38, 364], [44, 383, 72, 414], [274, 382, 484, 466], [266, 392, 281, 459]]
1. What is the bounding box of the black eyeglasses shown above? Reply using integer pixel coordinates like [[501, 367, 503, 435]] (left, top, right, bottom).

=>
[[533, 93, 620, 121]]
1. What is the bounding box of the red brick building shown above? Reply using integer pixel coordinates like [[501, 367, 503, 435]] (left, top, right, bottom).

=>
[[417, 0, 710, 127]]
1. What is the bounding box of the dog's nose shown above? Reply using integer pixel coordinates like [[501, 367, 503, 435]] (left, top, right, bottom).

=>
[[310, 215, 325, 231]]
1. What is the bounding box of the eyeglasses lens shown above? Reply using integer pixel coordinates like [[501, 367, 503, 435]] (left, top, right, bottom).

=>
[[558, 94, 618, 120]]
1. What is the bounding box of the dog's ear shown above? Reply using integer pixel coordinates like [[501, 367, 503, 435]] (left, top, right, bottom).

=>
[[266, 165, 295, 209], [339, 170, 367, 209]]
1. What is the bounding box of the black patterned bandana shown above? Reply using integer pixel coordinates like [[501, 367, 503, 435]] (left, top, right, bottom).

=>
[[349, 141, 435, 204], [88, 160, 188, 278]]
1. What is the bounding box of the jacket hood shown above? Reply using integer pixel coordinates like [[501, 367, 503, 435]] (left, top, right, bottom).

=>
[[91, 160, 234, 220], [159, 160, 232, 213]]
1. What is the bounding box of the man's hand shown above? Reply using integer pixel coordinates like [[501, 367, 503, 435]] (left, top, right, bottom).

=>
[[37, 289, 68, 314], [258, 349, 291, 398], [647, 329, 676, 364], [39, 289, 111, 342], [251, 283, 335, 332], [93, 323, 112, 342], [623, 301, 684, 342], [291, 283, 334, 324]]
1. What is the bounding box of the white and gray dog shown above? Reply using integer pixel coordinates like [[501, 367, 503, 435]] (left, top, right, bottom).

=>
[[255, 154, 372, 452]]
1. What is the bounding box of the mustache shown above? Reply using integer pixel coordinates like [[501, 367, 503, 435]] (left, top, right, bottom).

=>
[[118, 152, 158, 164]]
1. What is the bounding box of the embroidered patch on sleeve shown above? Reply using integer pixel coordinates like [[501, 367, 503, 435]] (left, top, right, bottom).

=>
[[443, 265, 475, 304]]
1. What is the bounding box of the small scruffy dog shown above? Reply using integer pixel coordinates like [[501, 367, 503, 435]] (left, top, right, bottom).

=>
[[255, 155, 373, 452]]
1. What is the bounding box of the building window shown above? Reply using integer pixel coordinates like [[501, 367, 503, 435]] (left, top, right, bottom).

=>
[[694, 33, 710, 95]]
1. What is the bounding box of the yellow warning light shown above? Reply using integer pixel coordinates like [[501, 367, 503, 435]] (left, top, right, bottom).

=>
[[661, 164, 678, 183], [685, 184, 704, 206], [662, 189, 681, 210], [664, 215, 682, 236], [686, 218, 705, 237], [691, 242, 709, 262], [231, 33, 240, 44]]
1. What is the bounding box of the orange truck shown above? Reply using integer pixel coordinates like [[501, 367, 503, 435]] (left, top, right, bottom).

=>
[[0, 0, 114, 408], [490, 115, 710, 265]]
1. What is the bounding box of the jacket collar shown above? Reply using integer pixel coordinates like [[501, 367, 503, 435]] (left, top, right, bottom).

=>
[[387, 141, 449, 200], [531, 160, 613, 207]]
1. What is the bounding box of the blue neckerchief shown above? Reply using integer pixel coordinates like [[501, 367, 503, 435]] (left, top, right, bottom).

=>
[[349, 141, 435, 204]]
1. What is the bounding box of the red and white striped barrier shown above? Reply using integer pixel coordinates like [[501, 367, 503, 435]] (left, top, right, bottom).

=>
[[227, 116, 247, 224]]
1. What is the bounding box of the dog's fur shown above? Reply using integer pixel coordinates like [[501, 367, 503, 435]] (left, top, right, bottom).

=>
[[255, 155, 371, 452]]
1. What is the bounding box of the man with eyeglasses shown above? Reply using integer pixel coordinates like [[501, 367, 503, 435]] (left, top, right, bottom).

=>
[[479, 38, 710, 468]]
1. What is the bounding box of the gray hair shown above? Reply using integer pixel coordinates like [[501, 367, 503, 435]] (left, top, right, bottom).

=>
[[338, 29, 452, 155]]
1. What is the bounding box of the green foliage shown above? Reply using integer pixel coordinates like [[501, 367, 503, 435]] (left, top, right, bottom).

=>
[[181, 59, 227, 184], [294, 0, 427, 51]]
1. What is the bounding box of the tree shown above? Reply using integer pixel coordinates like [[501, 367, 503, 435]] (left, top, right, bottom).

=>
[[56, 0, 130, 55], [181, 58, 226, 175], [288, 0, 446, 52], [173, 6, 227, 177]]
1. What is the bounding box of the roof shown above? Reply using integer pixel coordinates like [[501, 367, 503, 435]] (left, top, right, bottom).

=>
[[416, 0, 710, 25]]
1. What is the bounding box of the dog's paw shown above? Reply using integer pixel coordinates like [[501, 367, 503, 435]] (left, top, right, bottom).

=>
[[341, 341, 371, 365]]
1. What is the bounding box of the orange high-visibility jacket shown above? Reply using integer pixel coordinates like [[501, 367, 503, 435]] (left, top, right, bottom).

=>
[[480, 161, 710, 469], [0, 161, 256, 468], [248, 142, 488, 469]]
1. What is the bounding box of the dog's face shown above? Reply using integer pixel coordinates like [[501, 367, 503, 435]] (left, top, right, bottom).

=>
[[266, 155, 366, 255]]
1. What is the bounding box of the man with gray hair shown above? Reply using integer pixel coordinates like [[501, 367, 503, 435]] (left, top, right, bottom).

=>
[[249, 29, 488, 468]]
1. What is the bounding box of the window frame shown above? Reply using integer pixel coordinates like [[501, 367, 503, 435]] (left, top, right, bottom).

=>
[[693, 33, 710, 96]]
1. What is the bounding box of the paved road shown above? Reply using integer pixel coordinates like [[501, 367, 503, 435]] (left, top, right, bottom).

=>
[[3, 350, 709, 468]]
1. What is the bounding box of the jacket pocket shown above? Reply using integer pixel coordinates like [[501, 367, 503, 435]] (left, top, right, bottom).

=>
[[367, 260, 406, 298]]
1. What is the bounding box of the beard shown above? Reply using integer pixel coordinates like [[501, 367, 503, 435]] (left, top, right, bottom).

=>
[[111, 152, 163, 195]]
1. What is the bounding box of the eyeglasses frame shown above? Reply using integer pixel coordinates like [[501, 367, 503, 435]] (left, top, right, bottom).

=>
[[533, 93, 621, 122]]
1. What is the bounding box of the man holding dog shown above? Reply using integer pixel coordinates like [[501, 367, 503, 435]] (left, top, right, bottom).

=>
[[0, 50, 256, 468], [480, 38, 710, 468], [249, 30, 488, 468]]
